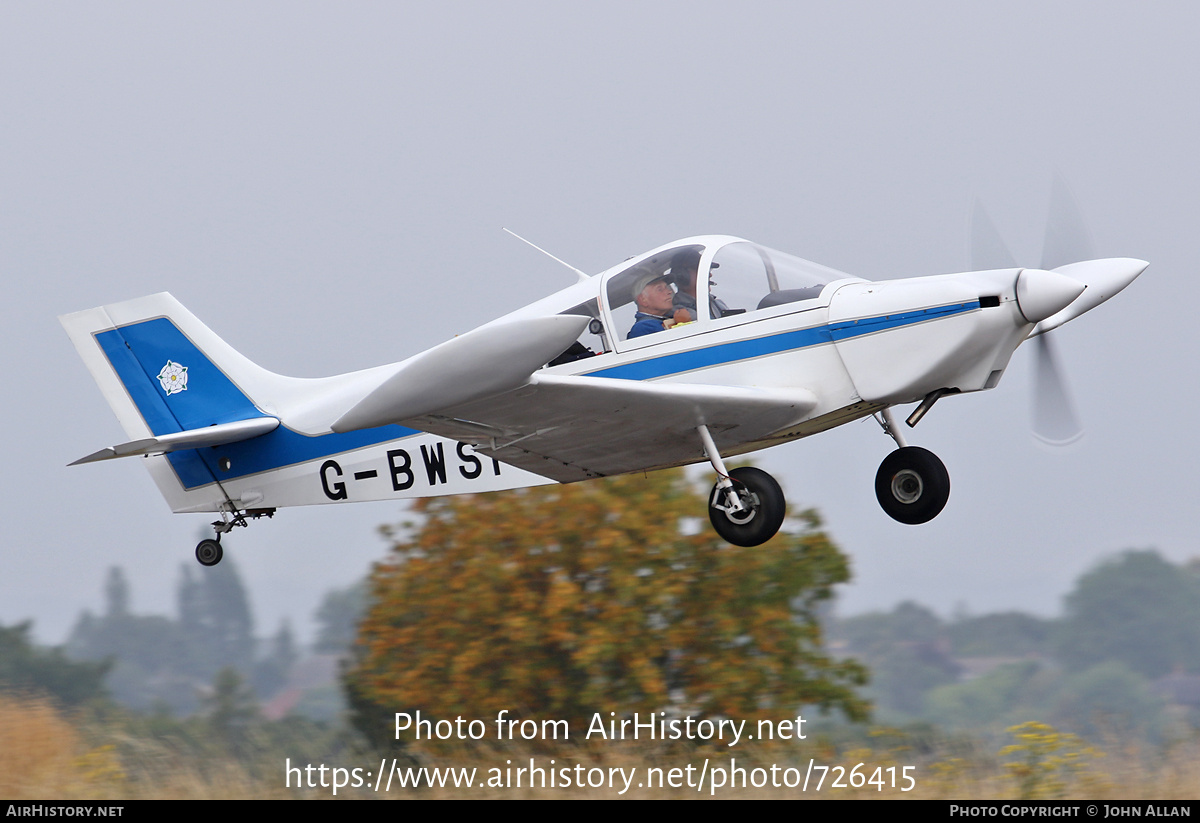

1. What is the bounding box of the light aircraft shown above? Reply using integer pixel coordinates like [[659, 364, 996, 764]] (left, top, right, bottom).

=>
[[60, 224, 1145, 566]]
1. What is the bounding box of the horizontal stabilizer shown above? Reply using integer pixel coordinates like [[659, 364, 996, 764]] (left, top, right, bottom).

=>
[[332, 314, 590, 432], [70, 416, 280, 465]]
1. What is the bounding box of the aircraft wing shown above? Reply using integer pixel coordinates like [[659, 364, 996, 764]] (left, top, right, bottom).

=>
[[400, 374, 818, 482]]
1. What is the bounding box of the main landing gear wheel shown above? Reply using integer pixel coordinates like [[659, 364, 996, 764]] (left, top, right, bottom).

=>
[[708, 466, 786, 547], [875, 446, 950, 525], [195, 538, 223, 567]]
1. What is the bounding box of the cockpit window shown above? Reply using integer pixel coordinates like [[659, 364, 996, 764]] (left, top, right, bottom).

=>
[[704, 242, 840, 321], [605, 244, 704, 342], [599, 239, 845, 352]]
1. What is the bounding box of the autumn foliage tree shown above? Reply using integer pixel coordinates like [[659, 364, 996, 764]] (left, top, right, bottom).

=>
[[345, 468, 867, 745]]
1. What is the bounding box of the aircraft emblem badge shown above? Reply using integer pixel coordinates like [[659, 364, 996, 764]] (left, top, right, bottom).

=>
[[157, 361, 188, 395]]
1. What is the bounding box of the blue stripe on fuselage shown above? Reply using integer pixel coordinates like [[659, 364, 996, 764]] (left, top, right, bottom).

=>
[[588, 301, 979, 380], [96, 318, 419, 491]]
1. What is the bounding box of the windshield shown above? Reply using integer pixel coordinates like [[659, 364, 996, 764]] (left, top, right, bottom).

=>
[[601, 239, 850, 350], [703, 242, 845, 321]]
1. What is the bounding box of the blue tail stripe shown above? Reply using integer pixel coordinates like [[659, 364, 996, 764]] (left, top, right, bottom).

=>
[[189, 419, 420, 490], [95, 326, 185, 436], [96, 318, 420, 491], [96, 324, 220, 489], [103, 318, 261, 429]]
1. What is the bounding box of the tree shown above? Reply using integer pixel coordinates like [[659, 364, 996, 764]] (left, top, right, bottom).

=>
[[66, 560, 263, 715], [1055, 550, 1200, 678], [345, 469, 867, 743], [252, 621, 298, 698], [104, 567, 130, 618], [67, 608, 189, 713], [204, 667, 259, 754], [836, 602, 960, 717], [926, 661, 1043, 729], [1050, 661, 1164, 740], [948, 612, 1053, 657], [177, 558, 255, 675], [313, 582, 368, 655], [0, 621, 109, 707]]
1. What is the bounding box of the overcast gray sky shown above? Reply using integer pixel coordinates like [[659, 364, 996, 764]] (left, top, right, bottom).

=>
[[3, 2, 1196, 644]]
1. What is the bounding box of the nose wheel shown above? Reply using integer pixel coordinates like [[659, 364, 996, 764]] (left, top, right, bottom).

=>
[[708, 466, 786, 546], [875, 446, 950, 524]]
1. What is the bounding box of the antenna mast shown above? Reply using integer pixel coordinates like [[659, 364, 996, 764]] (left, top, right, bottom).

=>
[[502, 228, 590, 283]]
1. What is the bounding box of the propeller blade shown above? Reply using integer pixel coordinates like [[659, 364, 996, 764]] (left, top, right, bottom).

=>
[[1041, 175, 1096, 271], [970, 200, 1017, 270], [971, 183, 1097, 445], [1032, 333, 1084, 446]]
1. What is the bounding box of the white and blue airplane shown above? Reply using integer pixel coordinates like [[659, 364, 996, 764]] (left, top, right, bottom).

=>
[[60, 233, 1145, 566]]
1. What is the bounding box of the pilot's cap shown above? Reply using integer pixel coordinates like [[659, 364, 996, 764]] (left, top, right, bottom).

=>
[[631, 271, 671, 302]]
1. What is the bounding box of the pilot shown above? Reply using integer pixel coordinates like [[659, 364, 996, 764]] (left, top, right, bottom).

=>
[[628, 271, 677, 339], [669, 249, 728, 323]]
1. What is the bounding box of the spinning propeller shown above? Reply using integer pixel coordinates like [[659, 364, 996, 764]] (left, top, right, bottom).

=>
[[970, 178, 1097, 446]]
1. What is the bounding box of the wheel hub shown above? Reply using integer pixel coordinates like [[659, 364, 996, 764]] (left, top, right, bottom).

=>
[[891, 469, 924, 504], [706, 466, 786, 547], [723, 488, 760, 525]]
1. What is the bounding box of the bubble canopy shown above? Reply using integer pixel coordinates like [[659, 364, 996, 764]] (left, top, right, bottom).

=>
[[601, 236, 856, 349]]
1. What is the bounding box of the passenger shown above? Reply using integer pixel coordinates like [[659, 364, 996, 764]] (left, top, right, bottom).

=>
[[627, 272, 677, 339], [670, 249, 728, 322]]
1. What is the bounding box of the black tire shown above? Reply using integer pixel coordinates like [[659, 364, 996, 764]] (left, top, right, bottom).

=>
[[708, 466, 786, 547], [875, 447, 950, 525], [195, 539, 223, 566]]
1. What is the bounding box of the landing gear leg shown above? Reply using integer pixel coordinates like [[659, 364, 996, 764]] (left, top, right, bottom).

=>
[[193, 507, 276, 566], [698, 425, 785, 546], [874, 407, 908, 448], [872, 407, 951, 524]]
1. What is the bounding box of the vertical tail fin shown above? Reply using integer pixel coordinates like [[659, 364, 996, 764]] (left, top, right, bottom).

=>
[[60, 293, 286, 512]]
